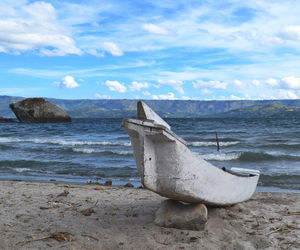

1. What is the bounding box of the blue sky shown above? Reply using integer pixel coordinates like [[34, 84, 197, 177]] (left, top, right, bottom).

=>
[[1, 0, 300, 100]]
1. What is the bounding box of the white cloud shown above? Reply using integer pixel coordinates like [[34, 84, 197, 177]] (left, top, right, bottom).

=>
[[201, 88, 213, 95], [158, 79, 184, 94], [279, 90, 299, 99], [101, 42, 123, 56], [129, 81, 150, 91], [85, 49, 104, 57], [94, 93, 111, 99], [278, 26, 300, 41], [0, 1, 81, 56], [142, 23, 168, 35], [53, 76, 79, 89], [152, 92, 176, 100], [193, 80, 227, 90], [142, 91, 151, 96], [252, 80, 261, 86], [233, 80, 246, 88], [265, 78, 279, 87], [229, 95, 245, 100], [143, 91, 176, 100], [264, 76, 300, 90], [280, 76, 300, 89], [105, 80, 127, 93]]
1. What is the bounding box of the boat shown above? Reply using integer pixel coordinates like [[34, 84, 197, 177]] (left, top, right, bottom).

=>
[[122, 101, 260, 206]]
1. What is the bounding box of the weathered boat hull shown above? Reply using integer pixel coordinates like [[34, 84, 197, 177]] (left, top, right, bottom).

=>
[[122, 101, 260, 206]]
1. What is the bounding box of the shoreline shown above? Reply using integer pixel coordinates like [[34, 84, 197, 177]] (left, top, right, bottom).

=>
[[0, 180, 299, 249], [1, 176, 299, 194]]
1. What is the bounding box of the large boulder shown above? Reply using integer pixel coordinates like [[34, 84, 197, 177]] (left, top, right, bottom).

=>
[[154, 199, 208, 231], [10, 98, 72, 123]]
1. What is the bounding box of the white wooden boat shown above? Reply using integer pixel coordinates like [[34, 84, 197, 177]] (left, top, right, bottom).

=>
[[122, 101, 260, 206]]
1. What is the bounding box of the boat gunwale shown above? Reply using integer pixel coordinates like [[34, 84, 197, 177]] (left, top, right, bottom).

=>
[[122, 118, 187, 145]]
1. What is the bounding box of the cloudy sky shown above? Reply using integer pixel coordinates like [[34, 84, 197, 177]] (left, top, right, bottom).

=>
[[1, 0, 300, 100]]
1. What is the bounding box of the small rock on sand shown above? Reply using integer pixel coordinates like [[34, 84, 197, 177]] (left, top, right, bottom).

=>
[[104, 180, 112, 186], [124, 183, 134, 188], [154, 199, 208, 231]]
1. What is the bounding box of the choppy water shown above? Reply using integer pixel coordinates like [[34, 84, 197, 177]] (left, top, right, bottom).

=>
[[0, 118, 299, 192]]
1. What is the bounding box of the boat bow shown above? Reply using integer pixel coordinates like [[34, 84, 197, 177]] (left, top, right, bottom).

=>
[[122, 101, 260, 206]]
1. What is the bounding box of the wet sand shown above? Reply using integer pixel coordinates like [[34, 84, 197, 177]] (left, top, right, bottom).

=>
[[0, 180, 299, 249]]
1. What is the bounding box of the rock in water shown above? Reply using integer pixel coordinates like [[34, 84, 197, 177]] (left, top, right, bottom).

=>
[[154, 199, 207, 230], [0, 116, 14, 123], [10, 98, 71, 123]]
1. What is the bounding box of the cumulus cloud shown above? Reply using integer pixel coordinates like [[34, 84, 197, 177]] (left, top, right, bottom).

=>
[[158, 79, 184, 94], [101, 42, 123, 56], [193, 80, 227, 90], [143, 91, 176, 100], [265, 78, 279, 87], [279, 90, 299, 99], [264, 76, 300, 90], [152, 92, 176, 100], [142, 23, 168, 35], [280, 76, 300, 89], [53, 76, 79, 89], [0, 1, 81, 56], [129, 81, 150, 91], [233, 80, 246, 88], [105, 80, 126, 93]]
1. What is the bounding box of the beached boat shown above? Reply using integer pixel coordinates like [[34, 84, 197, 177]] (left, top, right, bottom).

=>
[[122, 101, 260, 206]]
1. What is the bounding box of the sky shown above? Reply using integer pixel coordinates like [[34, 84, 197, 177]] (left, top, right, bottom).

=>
[[1, 0, 300, 100]]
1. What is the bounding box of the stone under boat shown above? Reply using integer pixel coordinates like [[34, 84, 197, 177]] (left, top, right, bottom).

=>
[[122, 101, 260, 206], [10, 98, 71, 123]]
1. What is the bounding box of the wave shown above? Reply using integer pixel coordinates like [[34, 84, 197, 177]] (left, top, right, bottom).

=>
[[201, 152, 241, 161], [200, 151, 300, 162], [189, 141, 239, 147], [259, 174, 300, 190], [0, 160, 84, 169], [238, 152, 300, 161], [257, 143, 300, 150], [14, 168, 32, 173], [0, 144, 15, 150], [55, 166, 139, 178], [0, 137, 22, 143], [0, 137, 131, 147], [72, 148, 133, 156]]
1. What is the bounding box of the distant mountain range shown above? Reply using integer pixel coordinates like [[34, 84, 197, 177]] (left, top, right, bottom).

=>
[[1, 95, 300, 118], [209, 103, 300, 118]]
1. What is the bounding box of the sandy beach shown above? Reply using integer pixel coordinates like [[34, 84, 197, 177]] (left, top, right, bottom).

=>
[[0, 180, 299, 250]]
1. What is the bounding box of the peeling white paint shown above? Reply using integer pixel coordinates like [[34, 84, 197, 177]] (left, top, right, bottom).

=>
[[122, 101, 260, 206]]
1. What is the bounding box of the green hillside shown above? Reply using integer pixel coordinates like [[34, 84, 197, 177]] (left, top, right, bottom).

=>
[[210, 103, 300, 118], [2, 95, 300, 118]]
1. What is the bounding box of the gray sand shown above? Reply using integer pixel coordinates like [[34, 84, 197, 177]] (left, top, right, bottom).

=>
[[0, 180, 299, 249]]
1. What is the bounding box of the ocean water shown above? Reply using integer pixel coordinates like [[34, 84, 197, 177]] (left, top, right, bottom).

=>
[[0, 118, 299, 193]]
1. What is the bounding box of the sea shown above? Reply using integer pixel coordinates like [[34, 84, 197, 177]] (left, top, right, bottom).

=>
[[0, 118, 299, 193]]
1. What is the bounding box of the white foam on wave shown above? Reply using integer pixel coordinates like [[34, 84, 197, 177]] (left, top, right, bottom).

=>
[[0, 137, 131, 147], [189, 141, 239, 147], [0, 137, 22, 143], [201, 152, 241, 161], [14, 168, 31, 173], [72, 148, 132, 155], [33, 138, 131, 147]]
